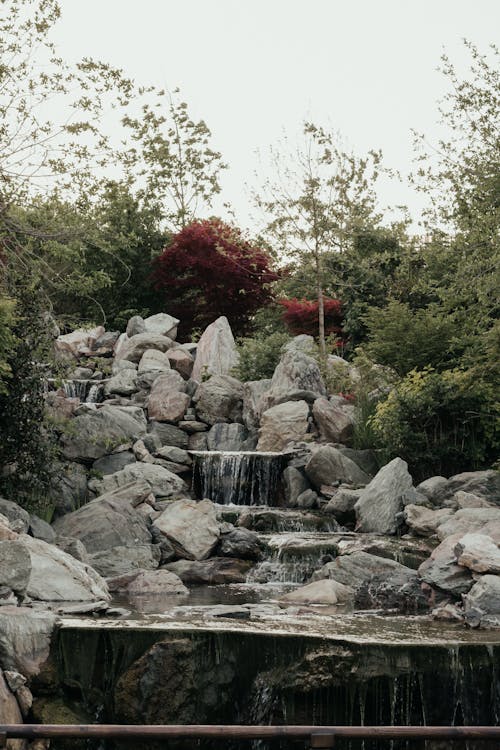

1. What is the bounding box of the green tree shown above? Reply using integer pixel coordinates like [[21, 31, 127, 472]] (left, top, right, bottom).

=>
[[255, 123, 382, 355]]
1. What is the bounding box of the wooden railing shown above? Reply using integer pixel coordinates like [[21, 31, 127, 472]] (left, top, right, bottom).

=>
[[1, 724, 500, 746]]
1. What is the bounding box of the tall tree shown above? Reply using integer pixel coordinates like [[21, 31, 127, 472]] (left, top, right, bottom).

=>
[[255, 123, 382, 355]]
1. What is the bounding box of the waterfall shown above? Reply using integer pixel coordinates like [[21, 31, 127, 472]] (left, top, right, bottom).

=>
[[191, 450, 286, 506], [61, 379, 104, 403], [248, 532, 339, 583]]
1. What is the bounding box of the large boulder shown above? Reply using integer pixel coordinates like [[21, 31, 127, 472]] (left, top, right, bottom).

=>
[[147, 422, 189, 449], [167, 348, 194, 379], [115, 333, 174, 363], [464, 575, 500, 616], [418, 534, 474, 596], [355, 568, 430, 612], [0, 540, 31, 595], [207, 423, 249, 451], [354, 458, 412, 534], [257, 400, 309, 451], [49, 462, 89, 517], [104, 369, 139, 396], [404, 505, 455, 537], [147, 370, 190, 423], [154, 498, 220, 560], [92, 451, 136, 476], [325, 487, 362, 526], [193, 375, 244, 425], [138, 349, 172, 374], [454, 533, 500, 574], [55, 326, 105, 359], [23, 536, 109, 602], [0, 607, 56, 676], [217, 528, 262, 560], [242, 379, 271, 430], [89, 462, 185, 499], [89, 544, 161, 578], [262, 346, 326, 409], [312, 550, 414, 592], [0, 498, 30, 533], [53, 492, 152, 553], [192, 316, 239, 382], [437, 508, 500, 541], [60, 405, 146, 462], [0, 668, 23, 742], [447, 470, 500, 503], [165, 557, 251, 584], [283, 466, 310, 506], [279, 579, 354, 607], [144, 313, 179, 339], [305, 445, 369, 489], [312, 396, 355, 444]]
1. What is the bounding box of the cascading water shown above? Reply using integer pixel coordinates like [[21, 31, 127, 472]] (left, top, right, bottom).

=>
[[61, 379, 104, 403], [248, 532, 340, 583], [191, 450, 286, 506]]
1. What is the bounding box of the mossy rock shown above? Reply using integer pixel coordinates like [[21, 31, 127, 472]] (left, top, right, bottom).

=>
[[31, 697, 92, 750]]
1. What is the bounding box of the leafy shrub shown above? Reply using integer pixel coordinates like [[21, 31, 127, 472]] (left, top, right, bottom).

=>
[[279, 297, 343, 339], [234, 332, 291, 381], [153, 218, 279, 338], [370, 367, 500, 480]]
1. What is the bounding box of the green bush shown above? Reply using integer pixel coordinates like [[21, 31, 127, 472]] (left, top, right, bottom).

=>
[[370, 367, 500, 480], [234, 332, 291, 381]]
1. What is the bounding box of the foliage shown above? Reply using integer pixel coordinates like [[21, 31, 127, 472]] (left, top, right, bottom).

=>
[[122, 89, 227, 231], [371, 367, 500, 480], [255, 122, 382, 353], [0, 282, 58, 514], [0, 297, 17, 394], [234, 332, 291, 382], [153, 218, 279, 338], [362, 300, 455, 376], [280, 297, 343, 341]]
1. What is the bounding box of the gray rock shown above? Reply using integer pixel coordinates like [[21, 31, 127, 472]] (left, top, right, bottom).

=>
[[144, 312, 180, 339], [242, 379, 271, 430], [296, 489, 318, 508], [279, 579, 354, 606], [257, 400, 309, 451], [89, 463, 185, 499], [165, 557, 251, 584], [0, 606, 56, 676], [305, 445, 369, 490], [337, 447, 379, 478], [53, 493, 152, 553], [60, 404, 146, 462], [418, 534, 474, 596], [193, 375, 244, 425], [0, 498, 30, 533], [104, 369, 139, 396], [167, 348, 194, 379], [404, 505, 455, 537], [189, 433, 208, 451], [147, 370, 190, 423], [92, 451, 136, 475], [312, 550, 414, 592], [56, 536, 90, 564], [0, 540, 31, 594], [416, 476, 449, 504], [263, 347, 326, 409], [89, 544, 161, 578], [138, 348, 171, 374], [217, 528, 262, 560], [354, 458, 412, 534], [154, 446, 191, 465], [447, 470, 500, 503], [29, 515, 56, 544], [126, 315, 146, 337], [355, 568, 429, 612], [283, 466, 310, 507], [0, 667, 23, 729], [313, 396, 355, 444], [92, 330, 120, 355], [325, 487, 361, 526], [148, 422, 189, 449], [112, 359, 138, 375], [207, 423, 249, 451], [454, 533, 500, 574], [115, 333, 174, 363], [192, 316, 239, 382], [154, 498, 220, 560], [464, 575, 500, 615], [437, 508, 500, 541]]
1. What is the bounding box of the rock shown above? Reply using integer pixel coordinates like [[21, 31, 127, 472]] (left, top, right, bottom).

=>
[[416, 476, 449, 505], [143, 313, 179, 339], [56, 536, 89, 564], [189, 433, 208, 451], [454, 533, 500, 574], [89, 462, 185, 499], [92, 451, 136, 475], [92, 330, 120, 356], [257, 400, 309, 451], [280, 579, 354, 607], [55, 326, 105, 359], [104, 369, 139, 396], [115, 333, 174, 363], [154, 498, 220, 560], [418, 534, 474, 596], [193, 375, 244, 425], [126, 315, 146, 337], [312, 396, 355, 444], [165, 557, 252, 584], [312, 551, 413, 592], [337, 447, 379, 478], [324, 488, 361, 526], [454, 490, 495, 509], [89, 544, 161, 578], [53, 493, 152, 553], [283, 466, 310, 506], [29, 515, 56, 544], [447, 470, 500, 503], [22, 536, 109, 602], [126, 569, 188, 596], [60, 405, 146, 462], [217, 528, 262, 560], [167, 348, 194, 379], [404, 505, 455, 537], [263, 347, 326, 409], [49, 462, 89, 518], [242, 379, 271, 430], [0, 668, 23, 743], [354, 458, 412, 535], [296, 489, 318, 508], [0, 498, 30, 533], [0, 540, 31, 594], [148, 421, 189, 449], [207, 423, 249, 451], [355, 569, 430, 612], [464, 575, 500, 616], [0, 606, 56, 676], [154, 446, 191, 465], [147, 370, 190, 423], [178, 420, 207, 434], [112, 359, 138, 375], [192, 316, 239, 382], [305, 445, 369, 490], [137, 349, 171, 374], [437, 507, 500, 540]]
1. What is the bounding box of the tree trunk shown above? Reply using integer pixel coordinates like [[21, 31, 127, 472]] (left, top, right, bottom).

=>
[[315, 253, 326, 357]]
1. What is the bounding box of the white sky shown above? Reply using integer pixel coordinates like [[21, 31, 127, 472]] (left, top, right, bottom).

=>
[[53, 0, 499, 233]]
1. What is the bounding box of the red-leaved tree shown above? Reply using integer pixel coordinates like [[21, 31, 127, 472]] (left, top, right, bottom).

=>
[[280, 298, 344, 343], [153, 218, 279, 338]]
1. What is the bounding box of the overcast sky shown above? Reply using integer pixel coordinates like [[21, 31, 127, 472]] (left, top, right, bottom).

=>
[[53, 0, 499, 232]]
